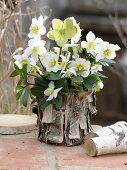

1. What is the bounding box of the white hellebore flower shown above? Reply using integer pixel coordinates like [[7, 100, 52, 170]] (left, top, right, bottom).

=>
[[25, 39, 46, 62], [62, 44, 80, 58], [98, 82, 104, 89], [60, 54, 70, 71], [95, 42, 120, 61], [42, 52, 60, 72], [29, 58, 43, 75], [13, 54, 30, 69], [70, 17, 82, 44], [81, 31, 103, 54], [70, 58, 91, 77], [62, 68, 76, 78], [28, 15, 46, 39], [91, 64, 103, 74], [44, 81, 62, 101]]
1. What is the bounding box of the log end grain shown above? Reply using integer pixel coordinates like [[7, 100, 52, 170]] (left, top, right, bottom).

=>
[[84, 138, 97, 157]]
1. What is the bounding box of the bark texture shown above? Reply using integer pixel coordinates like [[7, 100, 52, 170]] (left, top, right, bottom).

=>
[[84, 121, 127, 156], [84, 121, 127, 141], [37, 90, 97, 146], [84, 133, 127, 156]]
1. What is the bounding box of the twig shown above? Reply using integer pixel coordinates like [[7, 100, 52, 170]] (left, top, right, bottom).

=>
[[27, 82, 35, 86], [27, 73, 38, 78]]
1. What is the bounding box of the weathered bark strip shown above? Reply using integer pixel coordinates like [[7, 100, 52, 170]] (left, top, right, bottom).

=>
[[84, 133, 127, 156], [37, 90, 97, 146], [84, 121, 127, 141]]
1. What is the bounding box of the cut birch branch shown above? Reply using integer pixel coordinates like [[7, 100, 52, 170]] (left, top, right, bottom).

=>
[[84, 133, 127, 156], [84, 121, 127, 141]]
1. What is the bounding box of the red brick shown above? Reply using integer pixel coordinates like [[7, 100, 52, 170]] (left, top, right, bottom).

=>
[[56, 152, 127, 168], [0, 138, 48, 169]]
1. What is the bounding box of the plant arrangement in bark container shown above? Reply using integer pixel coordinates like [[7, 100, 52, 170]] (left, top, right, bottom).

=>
[[11, 15, 120, 146]]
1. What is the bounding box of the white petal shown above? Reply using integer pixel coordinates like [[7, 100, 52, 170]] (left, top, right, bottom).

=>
[[49, 81, 55, 88], [81, 41, 87, 48], [39, 26, 46, 35], [15, 61, 22, 69], [31, 54, 39, 62], [81, 70, 90, 78], [95, 38, 103, 44], [114, 44, 120, 51], [44, 89, 50, 96], [28, 39, 35, 47], [32, 18, 38, 24], [86, 31, 95, 42], [98, 82, 104, 89], [53, 88, 62, 98], [13, 55, 22, 60], [29, 58, 36, 65], [24, 47, 31, 56], [47, 94, 54, 101], [28, 32, 33, 38], [38, 15, 44, 23]]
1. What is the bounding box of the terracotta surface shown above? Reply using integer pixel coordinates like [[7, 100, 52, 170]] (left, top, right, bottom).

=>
[[0, 131, 127, 170]]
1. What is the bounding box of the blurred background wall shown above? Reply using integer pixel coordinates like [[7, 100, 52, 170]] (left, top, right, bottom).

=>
[[0, 0, 127, 125]]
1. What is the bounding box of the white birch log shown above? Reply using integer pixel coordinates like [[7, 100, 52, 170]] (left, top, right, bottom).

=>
[[84, 133, 127, 156], [42, 104, 53, 123], [84, 121, 127, 141]]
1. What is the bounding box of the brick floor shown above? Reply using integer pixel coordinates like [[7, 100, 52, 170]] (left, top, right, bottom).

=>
[[0, 131, 127, 170]]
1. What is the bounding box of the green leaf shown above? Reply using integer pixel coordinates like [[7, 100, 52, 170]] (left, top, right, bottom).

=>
[[55, 94, 62, 109], [10, 70, 18, 77], [16, 89, 23, 100], [71, 81, 83, 88], [16, 86, 24, 90], [55, 78, 65, 88], [35, 77, 49, 88], [29, 89, 36, 100], [62, 80, 68, 92], [71, 76, 84, 83], [31, 86, 44, 96], [17, 79, 23, 86], [94, 72, 108, 78], [68, 47, 73, 53], [22, 64, 27, 80], [14, 64, 24, 81], [83, 75, 100, 89], [47, 72, 61, 80], [14, 64, 22, 75], [22, 87, 30, 107], [69, 87, 83, 92], [39, 96, 51, 108], [99, 58, 116, 64]]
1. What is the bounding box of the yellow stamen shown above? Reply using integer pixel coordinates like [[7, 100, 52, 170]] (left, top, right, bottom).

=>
[[47, 88, 54, 94], [49, 58, 56, 67], [32, 46, 40, 54], [61, 61, 66, 68], [76, 64, 85, 71], [65, 71, 72, 77], [87, 41, 96, 50], [30, 24, 39, 34], [103, 49, 111, 57], [31, 66, 37, 71], [20, 59, 28, 65]]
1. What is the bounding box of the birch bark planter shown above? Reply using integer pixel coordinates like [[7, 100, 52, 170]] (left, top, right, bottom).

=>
[[37, 90, 97, 146]]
